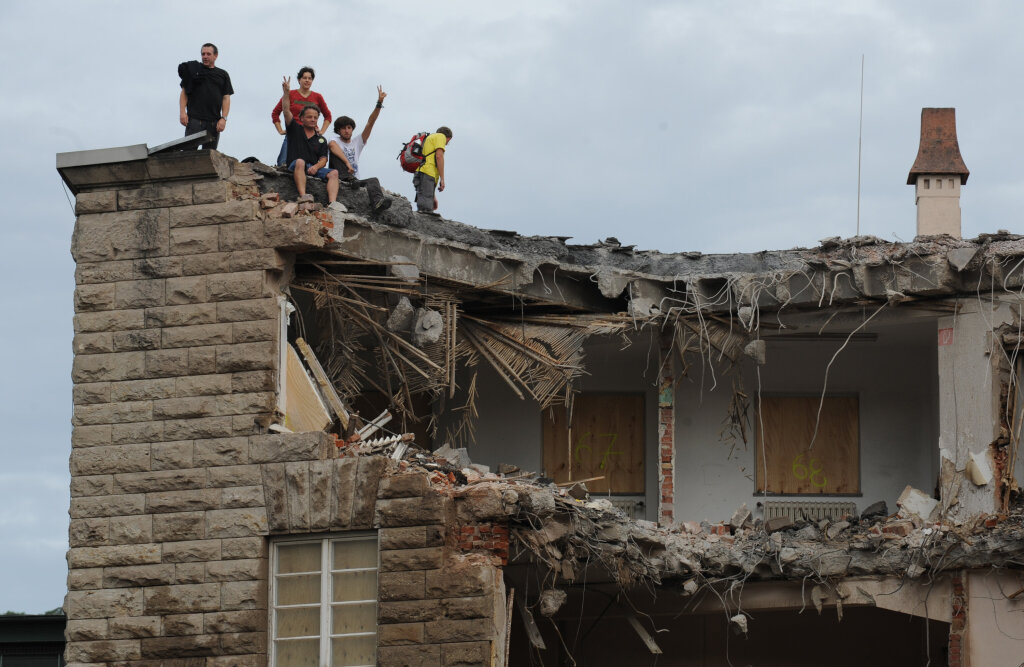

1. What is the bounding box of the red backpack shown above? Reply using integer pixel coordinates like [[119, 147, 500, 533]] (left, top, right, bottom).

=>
[[397, 131, 430, 173]]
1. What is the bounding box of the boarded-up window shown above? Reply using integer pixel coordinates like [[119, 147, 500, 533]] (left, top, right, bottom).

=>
[[755, 395, 859, 494], [543, 393, 644, 494]]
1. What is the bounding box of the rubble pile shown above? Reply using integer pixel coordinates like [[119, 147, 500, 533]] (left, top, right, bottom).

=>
[[336, 436, 1024, 592]]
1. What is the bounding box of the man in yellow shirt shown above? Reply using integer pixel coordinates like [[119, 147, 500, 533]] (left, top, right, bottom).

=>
[[413, 127, 453, 214]]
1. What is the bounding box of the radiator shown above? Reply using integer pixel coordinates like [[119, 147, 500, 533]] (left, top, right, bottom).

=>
[[762, 500, 857, 522], [609, 498, 645, 520]]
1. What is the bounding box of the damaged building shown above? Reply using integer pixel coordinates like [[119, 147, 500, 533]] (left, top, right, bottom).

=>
[[56, 107, 1024, 666]]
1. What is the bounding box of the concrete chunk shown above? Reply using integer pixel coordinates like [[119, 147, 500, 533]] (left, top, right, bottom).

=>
[[412, 308, 444, 346], [387, 296, 416, 332], [966, 451, 993, 486], [388, 255, 420, 282], [897, 485, 939, 521]]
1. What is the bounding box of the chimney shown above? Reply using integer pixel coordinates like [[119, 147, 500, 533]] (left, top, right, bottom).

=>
[[907, 108, 970, 238]]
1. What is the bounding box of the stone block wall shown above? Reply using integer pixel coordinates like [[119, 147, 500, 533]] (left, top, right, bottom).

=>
[[377, 471, 507, 667], [63, 151, 506, 666]]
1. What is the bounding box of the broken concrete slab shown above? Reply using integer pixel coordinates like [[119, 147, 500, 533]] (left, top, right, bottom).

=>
[[947, 246, 980, 272], [539, 589, 566, 617], [860, 500, 887, 520], [388, 255, 420, 282], [967, 451, 993, 486], [386, 296, 416, 332], [412, 308, 444, 347], [565, 483, 588, 500], [826, 521, 850, 540], [729, 504, 751, 529], [743, 339, 766, 364], [897, 485, 939, 522], [432, 444, 471, 469]]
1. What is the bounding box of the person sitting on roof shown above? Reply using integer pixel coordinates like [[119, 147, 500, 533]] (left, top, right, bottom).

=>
[[272, 66, 332, 166], [279, 76, 340, 208], [328, 85, 392, 215]]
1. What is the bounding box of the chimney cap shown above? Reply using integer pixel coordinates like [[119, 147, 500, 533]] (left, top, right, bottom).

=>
[[907, 108, 969, 185]]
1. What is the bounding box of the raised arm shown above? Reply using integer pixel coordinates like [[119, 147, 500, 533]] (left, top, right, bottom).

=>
[[281, 76, 293, 125], [361, 86, 387, 144], [179, 89, 188, 126]]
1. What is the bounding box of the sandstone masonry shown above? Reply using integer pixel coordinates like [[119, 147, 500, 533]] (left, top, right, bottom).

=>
[[62, 150, 507, 666]]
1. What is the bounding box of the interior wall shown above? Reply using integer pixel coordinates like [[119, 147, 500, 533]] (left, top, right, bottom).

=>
[[438, 329, 661, 518], [964, 570, 1024, 665], [674, 318, 939, 523]]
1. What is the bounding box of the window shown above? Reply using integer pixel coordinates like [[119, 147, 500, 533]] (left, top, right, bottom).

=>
[[755, 395, 860, 494], [542, 393, 645, 494], [271, 534, 378, 667]]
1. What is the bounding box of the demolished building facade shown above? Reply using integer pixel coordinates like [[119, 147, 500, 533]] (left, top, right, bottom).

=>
[[57, 109, 1024, 666]]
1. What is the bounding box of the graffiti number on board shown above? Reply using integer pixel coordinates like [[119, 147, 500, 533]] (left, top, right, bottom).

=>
[[791, 453, 828, 489]]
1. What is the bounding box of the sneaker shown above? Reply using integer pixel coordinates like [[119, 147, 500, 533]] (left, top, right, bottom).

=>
[[297, 194, 314, 204], [372, 198, 392, 214], [417, 208, 440, 216], [328, 201, 348, 213]]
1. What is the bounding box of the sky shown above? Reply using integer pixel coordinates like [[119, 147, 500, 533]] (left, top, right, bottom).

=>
[[2, 0, 1023, 613]]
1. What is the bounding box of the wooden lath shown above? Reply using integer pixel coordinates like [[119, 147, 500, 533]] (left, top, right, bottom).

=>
[[458, 316, 628, 409], [291, 270, 632, 439]]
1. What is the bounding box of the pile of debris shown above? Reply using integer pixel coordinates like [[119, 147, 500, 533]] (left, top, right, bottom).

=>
[[342, 438, 1024, 593]]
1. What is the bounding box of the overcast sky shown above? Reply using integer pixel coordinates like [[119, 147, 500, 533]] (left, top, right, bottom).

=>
[[2, 0, 1022, 612]]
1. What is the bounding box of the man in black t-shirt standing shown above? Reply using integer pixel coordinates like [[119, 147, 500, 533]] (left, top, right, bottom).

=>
[[179, 43, 233, 150]]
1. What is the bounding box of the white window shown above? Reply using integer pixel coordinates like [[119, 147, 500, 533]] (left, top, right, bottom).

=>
[[271, 533, 379, 667]]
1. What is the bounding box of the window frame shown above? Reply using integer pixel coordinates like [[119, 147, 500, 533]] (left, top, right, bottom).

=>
[[269, 532, 379, 667]]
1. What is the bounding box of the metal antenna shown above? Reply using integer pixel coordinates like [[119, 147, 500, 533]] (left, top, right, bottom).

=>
[[856, 54, 865, 236]]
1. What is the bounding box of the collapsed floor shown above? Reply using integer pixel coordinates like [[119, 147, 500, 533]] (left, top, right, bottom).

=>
[[252, 157, 1024, 588]]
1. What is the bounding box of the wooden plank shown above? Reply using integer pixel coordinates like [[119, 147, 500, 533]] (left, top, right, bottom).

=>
[[514, 588, 546, 650], [755, 395, 859, 494], [504, 588, 515, 666], [625, 612, 663, 654], [284, 344, 332, 433], [543, 393, 644, 494], [295, 337, 350, 430]]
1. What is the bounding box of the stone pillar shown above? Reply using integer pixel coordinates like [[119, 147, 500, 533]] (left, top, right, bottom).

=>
[[936, 304, 1013, 522]]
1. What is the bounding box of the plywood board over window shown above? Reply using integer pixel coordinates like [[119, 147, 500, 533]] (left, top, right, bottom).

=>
[[543, 393, 645, 494], [755, 395, 860, 495]]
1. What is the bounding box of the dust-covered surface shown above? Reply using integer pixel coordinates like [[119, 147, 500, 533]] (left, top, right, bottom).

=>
[[355, 439, 1024, 591], [254, 161, 1024, 316]]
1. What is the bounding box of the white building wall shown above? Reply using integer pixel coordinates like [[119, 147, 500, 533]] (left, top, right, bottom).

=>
[[674, 320, 939, 523], [445, 330, 661, 519]]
